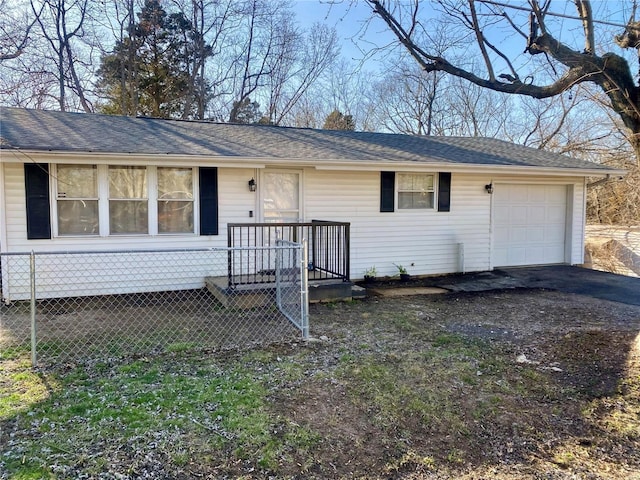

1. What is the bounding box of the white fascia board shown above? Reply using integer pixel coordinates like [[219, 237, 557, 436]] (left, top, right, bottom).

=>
[[1, 150, 626, 177], [312, 161, 627, 177], [0, 150, 266, 168]]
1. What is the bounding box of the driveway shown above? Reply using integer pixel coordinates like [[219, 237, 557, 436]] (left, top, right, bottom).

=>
[[433, 265, 640, 306]]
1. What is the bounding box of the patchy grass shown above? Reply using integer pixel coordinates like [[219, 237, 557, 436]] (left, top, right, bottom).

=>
[[1, 351, 318, 478], [1, 290, 639, 479], [0, 358, 58, 422]]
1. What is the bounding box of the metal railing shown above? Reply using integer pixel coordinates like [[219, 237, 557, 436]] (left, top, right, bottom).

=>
[[227, 220, 350, 287], [0, 245, 308, 367]]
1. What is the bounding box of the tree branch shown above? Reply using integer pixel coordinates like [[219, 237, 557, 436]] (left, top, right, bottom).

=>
[[574, 0, 595, 54], [468, 0, 495, 81]]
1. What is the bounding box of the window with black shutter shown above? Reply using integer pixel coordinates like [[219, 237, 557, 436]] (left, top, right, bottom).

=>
[[199, 167, 219, 235], [24, 163, 51, 239]]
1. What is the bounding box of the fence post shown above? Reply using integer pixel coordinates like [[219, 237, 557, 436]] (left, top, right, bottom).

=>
[[29, 251, 37, 368], [300, 240, 309, 339], [275, 241, 281, 308]]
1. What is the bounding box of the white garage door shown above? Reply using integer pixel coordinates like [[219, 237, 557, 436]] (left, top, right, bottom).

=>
[[492, 184, 567, 267]]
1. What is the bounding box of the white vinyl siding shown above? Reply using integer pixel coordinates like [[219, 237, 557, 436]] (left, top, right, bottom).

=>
[[2, 161, 587, 286], [304, 169, 491, 278]]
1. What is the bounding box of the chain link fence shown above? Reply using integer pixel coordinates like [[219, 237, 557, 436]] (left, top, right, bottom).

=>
[[0, 244, 308, 368]]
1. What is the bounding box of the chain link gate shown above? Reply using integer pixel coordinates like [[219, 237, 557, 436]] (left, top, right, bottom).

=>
[[275, 239, 309, 339], [0, 245, 309, 368]]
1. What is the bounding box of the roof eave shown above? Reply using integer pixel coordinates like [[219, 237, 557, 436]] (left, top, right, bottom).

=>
[[0, 149, 626, 177]]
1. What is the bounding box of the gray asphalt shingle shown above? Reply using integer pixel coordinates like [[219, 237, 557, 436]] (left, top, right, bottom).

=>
[[0, 107, 615, 172]]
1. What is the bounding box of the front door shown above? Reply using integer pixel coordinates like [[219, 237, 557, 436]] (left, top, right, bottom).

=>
[[261, 170, 302, 223]]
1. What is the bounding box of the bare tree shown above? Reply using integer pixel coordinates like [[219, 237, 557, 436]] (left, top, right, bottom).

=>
[[31, 0, 93, 112], [227, 0, 275, 123], [371, 64, 444, 135], [0, 0, 43, 61], [166, 0, 239, 119], [94, 0, 140, 115], [262, 22, 338, 125], [0, 53, 58, 108], [366, 0, 640, 166]]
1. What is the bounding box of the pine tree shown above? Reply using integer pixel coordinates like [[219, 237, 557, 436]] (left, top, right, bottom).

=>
[[97, 0, 210, 118], [323, 109, 355, 131]]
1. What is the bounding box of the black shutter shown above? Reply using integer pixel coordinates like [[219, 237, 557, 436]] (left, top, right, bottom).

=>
[[380, 171, 395, 212], [24, 163, 51, 239], [199, 167, 219, 235], [437, 172, 452, 212]]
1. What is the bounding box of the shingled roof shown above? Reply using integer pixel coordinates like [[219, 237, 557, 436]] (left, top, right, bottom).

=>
[[0, 107, 619, 174]]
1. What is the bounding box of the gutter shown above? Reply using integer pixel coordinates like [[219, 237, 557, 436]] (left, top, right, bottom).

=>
[[0, 149, 627, 178]]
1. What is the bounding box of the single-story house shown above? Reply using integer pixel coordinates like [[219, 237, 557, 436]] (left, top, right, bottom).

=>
[[0, 107, 625, 300]]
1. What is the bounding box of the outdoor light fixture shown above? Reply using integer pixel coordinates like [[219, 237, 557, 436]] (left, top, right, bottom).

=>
[[248, 178, 257, 192], [485, 183, 494, 194]]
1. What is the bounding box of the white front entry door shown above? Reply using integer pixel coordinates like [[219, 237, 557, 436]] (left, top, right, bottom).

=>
[[261, 170, 302, 223], [492, 184, 568, 267]]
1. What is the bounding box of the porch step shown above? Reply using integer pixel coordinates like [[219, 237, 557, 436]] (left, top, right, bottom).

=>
[[204, 276, 360, 308]]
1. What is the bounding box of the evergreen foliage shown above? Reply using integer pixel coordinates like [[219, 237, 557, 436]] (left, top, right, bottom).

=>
[[323, 109, 355, 131], [97, 0, 211, 118]]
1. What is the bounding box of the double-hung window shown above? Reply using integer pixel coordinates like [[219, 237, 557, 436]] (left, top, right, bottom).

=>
[[109, 166, 149, 234], [157, 167, 194, 233], [397, 173, 435, 209], [56, 164, 99, 235]]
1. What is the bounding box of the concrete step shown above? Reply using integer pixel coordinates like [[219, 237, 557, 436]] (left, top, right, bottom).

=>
[[205, 276, 359, 308]]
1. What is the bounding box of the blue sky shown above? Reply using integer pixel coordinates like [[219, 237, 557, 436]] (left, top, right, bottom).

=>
[[291, 1, 398, 68], [290, 1, 636, 67]]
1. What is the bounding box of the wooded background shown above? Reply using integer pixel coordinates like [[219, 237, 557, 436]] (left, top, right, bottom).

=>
[[1, 0, 637, 224]]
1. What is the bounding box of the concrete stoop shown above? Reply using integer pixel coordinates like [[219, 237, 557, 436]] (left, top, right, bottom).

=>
[[205, 276, 362, 308]]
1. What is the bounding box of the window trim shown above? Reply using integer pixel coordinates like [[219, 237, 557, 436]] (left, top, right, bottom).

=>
[[396, 172, 436, 210], [157, 166, 195, 234], [55, 164, 100, 236]]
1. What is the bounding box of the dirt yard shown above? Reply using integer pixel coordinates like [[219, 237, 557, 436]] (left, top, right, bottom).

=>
[[298, 288, 640, 478], [2, 286, 639, 479]]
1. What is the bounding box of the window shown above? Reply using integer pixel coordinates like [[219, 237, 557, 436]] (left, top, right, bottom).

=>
[[109, 166, 148, 234], [27, 164, 213, 239], [56, 164, 99, 235], [397, 173, 435, 209], [157, 167, 194, 233]]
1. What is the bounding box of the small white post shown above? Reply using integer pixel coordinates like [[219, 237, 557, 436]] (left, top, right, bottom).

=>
[[30, 251, 37, 367], [300, 239, 309, 339]]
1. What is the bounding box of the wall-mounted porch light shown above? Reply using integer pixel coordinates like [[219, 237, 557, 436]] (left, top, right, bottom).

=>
[[248, 178, 257, 192], [485, 183, 494, 194]]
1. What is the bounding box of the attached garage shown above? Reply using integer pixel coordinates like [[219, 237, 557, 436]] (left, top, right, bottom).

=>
[[492, 184, 568, 267]]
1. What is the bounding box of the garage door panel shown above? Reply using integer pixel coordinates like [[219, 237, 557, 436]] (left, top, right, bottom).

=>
[[528, 187, 546, 202], [526, 246, 546, 264], [527, 206, 546, 223], [493, 184, 567, 267], [507, 247, 527, 265], [493, 249, 508, 266], [493, 206, 510, 224], [546, 186, 567, 202], [527, 227, 544, 242], [547, 208, 566, 223], [510, 226, 529, 243], [509, 206, 528, 223], [544, 244, 566, 262], [545, 227, 566, 243]]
